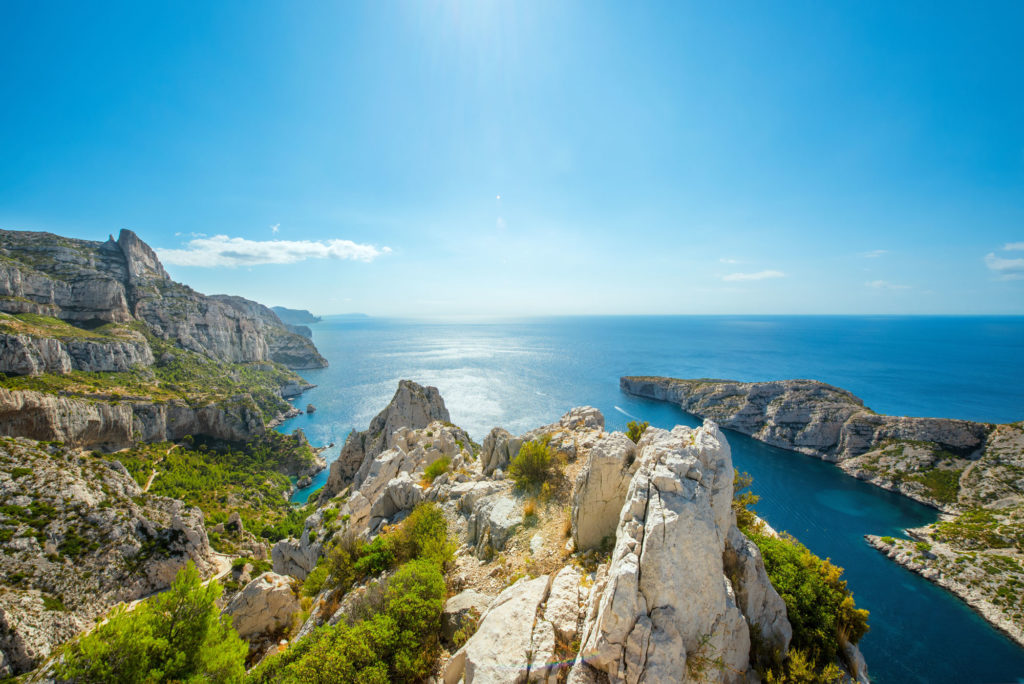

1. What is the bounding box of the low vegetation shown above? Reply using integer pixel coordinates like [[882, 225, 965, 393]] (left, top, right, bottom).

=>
[[626, 420, 649, 443], [250, 502, 453, 683], [508, 436, 562, 492], [734, 472, 869, 679], [56, 562, 247, 683]]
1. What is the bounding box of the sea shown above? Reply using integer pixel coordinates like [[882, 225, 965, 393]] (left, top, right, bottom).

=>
[[278, 315, 1024, 684]]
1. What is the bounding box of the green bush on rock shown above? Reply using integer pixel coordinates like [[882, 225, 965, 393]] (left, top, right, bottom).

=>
[[508, 437, 561, 492], [56, 562, 246, 684]]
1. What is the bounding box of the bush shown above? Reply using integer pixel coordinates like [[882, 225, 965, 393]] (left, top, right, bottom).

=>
[[733, 469, 761, 533], [303, 563, 329, 597], [508, 438, 560, 492], [626, 420, 649, 443], [423, 456, 451, 483], [753, 533, 869, 668], [57, 562, 246, 683], [251, 507, 451, 684]]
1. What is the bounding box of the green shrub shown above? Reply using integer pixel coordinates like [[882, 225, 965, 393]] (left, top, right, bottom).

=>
[[303, 563, 330, 598], [57, 562, 245, 683], [626, 420, 649, 444], [733, 470, 761, 533], [753, 533, 869, 668], [765, 647, 842, 683], [42, 594, 66, 611], [251, 508, 451, 684], [423, 456, 451, 483], [508, 438, 561, 492]]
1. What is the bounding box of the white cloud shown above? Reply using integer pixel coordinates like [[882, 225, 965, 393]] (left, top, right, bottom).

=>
[[270, 223, 280, 234], [985, 252, 1024, 280], [1003, 242, 1024, 251], [860, 249, 887, 258], [719, 258, 739, 264], [157, 235, 392, 267], [866, 280, 911, 290], [722, 270, 785, 282]]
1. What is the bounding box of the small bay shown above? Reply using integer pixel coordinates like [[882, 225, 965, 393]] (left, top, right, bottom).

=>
[[279, 315, 1024, 683]]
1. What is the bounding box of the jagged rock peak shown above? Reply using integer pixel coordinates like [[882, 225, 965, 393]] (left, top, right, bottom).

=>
[[116, 229, 170, 282], [322, 380, 451, 496]]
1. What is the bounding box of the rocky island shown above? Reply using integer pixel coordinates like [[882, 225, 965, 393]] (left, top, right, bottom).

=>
[[621, 375, 1024, 648]]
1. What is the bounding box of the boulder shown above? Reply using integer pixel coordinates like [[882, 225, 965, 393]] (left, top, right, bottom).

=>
[[444, 575, 552, 684], [572, 432, 637, 550], [544, 565, 583, 642], [467, 494, 523, 559], [271, 531, 322, 581], [481, 427, 522, 476], [442, 589, 492, 645], [223, 572, 300, 639]]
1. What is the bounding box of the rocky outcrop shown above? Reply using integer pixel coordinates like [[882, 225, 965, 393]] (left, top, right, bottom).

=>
[[322, 380, 452, 497], [481, 427, 521, 476], [571, 432, 637, 551], [444, 575, 558, 684], [271, 307, 321, 325], [0, 228, 325, 370], [224, 572, 300, 639], [621, 376, 991, 464], [0, 388, 266, 451], [442, 589, 492, 645], [271, 529, 323, 582], [0, 332, 154, 376], [572, 421, 788, 684], [0, 438, 218, 675]]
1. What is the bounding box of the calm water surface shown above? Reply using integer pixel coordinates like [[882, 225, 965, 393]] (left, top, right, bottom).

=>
[[279, 316, 1024, 683]]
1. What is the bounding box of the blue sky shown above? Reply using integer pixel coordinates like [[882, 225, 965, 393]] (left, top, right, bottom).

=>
[[2, 1, 1022, 315]]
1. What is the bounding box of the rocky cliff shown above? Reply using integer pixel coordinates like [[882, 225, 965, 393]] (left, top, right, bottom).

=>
[[620, 376, 1004, 512], [0, 228, 326, 369], [0, 437, 220, 676]]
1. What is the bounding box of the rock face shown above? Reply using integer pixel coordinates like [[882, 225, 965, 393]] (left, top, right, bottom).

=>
[[224, 572, 300, 639], [0, 228, 326, 370], [481, 427, 522, 476], [271, 529, 323, 582], [620, 376, 991, 464], [0, 387, 266, 451], [444, 575, 560, 684], [0, 438, 218, 675], [572, 432, 637, 551], [573, 421, 789, 684], [322, 380, 452, 497]]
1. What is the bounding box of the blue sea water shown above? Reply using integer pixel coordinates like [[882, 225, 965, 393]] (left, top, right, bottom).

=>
[[279, 315, 1024, 683]]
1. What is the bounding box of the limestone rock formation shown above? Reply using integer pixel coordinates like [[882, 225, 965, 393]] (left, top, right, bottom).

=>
[[0, 388, 266, 451], [322, 380, 452, 497], [0, 438, 218, 675], [573, 422, 786, 684], [224, 572, 300, 639], [0, 228, 326, 369], [481, 427, 522, 476], [572, 431, 637, 551], [271, 529, 323, 582], [620, 376, 990, 464]]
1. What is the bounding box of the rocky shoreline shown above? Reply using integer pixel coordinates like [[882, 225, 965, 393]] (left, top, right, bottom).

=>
[[866, 534, 1024, 648]]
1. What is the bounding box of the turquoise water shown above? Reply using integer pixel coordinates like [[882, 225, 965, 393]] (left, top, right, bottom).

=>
[[279, 315, 1024, 683]]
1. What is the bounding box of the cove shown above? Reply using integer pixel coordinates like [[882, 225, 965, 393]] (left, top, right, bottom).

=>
[[279, 315, 1024, 683]]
